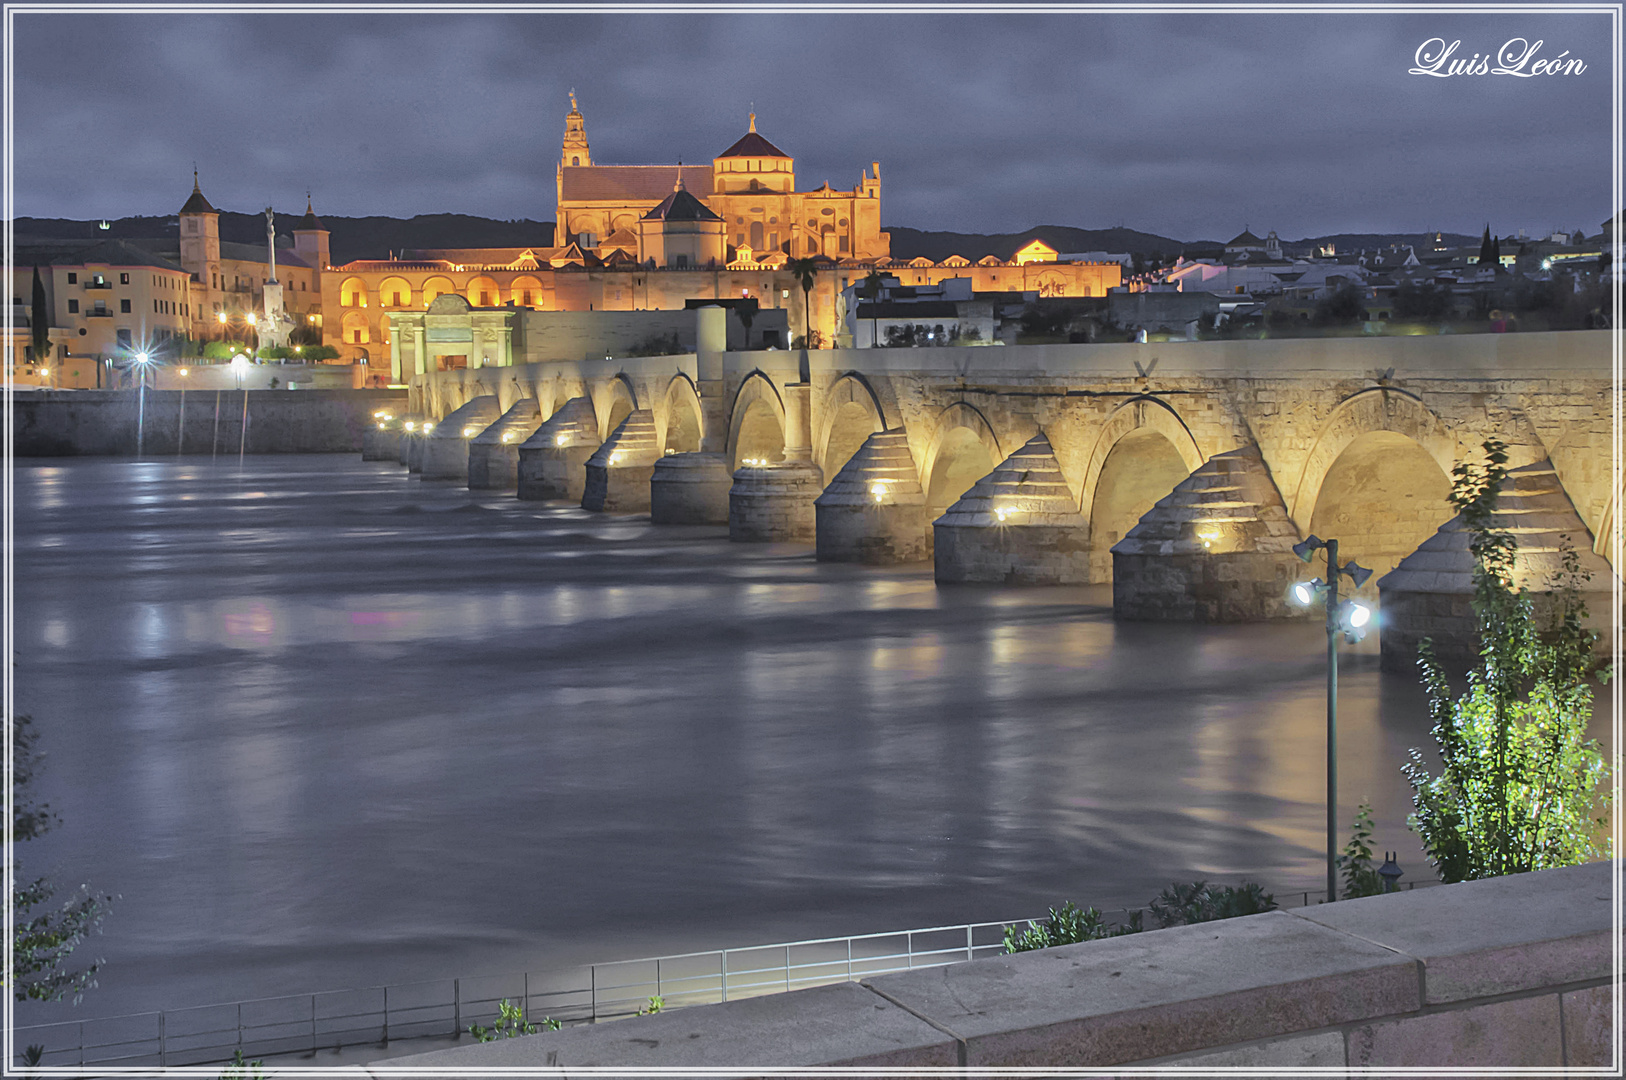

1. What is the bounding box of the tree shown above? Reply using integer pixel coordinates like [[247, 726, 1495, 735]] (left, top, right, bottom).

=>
[[858, 270, 885, 347], [1403, 439, 1612, 882], [1393, 280, 1451, 321], [8, 715, 114, 1003], [29, 266, 50, 369], [1313, 284, 1365, 326], [1477, 224, 1494, 265], [786, 257, 818, 349]]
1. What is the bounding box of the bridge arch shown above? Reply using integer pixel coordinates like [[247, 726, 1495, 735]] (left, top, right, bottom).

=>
[[1081, 397, 1204, 582], [593, 375, 639, 440], [728, 371, 787, 468], [1294, 389, 1456, 597], [1288, 388, 1455, 530], [922, 401, 1003, 516], [817, 372, 889, 478], [661, 373, 704, 455]]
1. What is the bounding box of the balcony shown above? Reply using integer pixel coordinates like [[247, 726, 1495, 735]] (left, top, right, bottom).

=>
[[83, 281, 112, 290], [84, 308, 113, 318]]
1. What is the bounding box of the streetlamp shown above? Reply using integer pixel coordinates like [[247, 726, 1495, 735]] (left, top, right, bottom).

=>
[[132, 351, 153, 457], [1290, 533, 1374, 903]]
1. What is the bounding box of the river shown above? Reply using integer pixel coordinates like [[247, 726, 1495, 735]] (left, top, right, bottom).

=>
[[13, 455, 1605, 1029]]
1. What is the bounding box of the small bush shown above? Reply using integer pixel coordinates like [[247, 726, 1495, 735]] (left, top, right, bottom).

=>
[[470, 998, 559, 1042], [1148, 881, 1276, 927], [1003, 902, 1143, 953], [1338, 803, 1385, 899]]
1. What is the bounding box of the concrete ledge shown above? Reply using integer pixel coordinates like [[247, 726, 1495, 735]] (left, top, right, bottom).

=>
[[370, 981, 957, 1073], [365, 863, 1613, 1074]]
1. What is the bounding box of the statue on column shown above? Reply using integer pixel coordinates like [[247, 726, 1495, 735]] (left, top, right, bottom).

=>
[[259, 206, 295, 351]]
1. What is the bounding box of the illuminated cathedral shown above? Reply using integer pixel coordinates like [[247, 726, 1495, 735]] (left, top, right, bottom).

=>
[[555, 94, 890, 264]]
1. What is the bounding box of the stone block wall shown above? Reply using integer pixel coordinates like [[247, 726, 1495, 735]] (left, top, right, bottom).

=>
[[730, 463, 823, 542], [374, 862, 1613, 1073], [650, 453, 732, 525], [517, 445, 593, 501], [1114, 551, 1307, 621], [934, 523, 1091, 584], [11, 389, 406, 456]]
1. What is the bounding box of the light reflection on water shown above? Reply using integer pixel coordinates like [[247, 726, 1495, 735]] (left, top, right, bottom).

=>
[[9, 456, 1614, 1025]]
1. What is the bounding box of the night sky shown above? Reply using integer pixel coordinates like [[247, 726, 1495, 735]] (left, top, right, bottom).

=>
[[11, 7, 1617, 240]]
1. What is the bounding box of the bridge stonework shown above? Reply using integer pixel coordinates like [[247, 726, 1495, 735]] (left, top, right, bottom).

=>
[[406, 329, 1615, 636]]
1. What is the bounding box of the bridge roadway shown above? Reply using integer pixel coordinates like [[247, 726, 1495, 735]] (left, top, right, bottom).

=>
[[387, 318, 1616, 648]]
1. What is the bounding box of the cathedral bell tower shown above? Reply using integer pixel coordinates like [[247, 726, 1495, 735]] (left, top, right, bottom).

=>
[[557, 91, 592, 246], [561, 91, 590, 168]]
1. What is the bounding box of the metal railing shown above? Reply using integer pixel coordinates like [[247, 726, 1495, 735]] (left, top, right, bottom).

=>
[[14, 880, 1436, 1070], [13, 920, 1021, 1070]]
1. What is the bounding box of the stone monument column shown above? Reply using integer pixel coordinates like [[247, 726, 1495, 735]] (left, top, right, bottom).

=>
[[412, 326, 427, 381], [782, 381, 813, 463]]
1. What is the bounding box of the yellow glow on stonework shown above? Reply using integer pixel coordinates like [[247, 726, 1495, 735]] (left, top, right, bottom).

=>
[[870, 482, 888, 503], [555, 433, 569, 446], [994, 506, 1010, 523], [463, 426, 478, 438], [404, 421, 417, 431]]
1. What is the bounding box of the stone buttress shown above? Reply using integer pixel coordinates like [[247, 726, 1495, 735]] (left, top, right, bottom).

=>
[[582, 410, 660, 512], [422, 396, 502, 481], [517, 396, 599, 502], [1112, 446, 1307, 621], [468, 398, 543, 491], [651, 452, 733, 524], [1377, 459, 1618, 671], [814, 429, 928, 563], [933, 432, 1090, 584], [730, 461, 824, 542], [361, 406, 403, 462]]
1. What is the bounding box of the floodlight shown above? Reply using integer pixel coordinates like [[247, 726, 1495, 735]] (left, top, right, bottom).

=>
[[1345, 561, 1372, 588], [1292, 535, 1323, 563]]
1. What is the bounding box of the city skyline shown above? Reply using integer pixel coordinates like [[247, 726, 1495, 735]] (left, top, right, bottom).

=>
[[10, 6, 1617, 241]]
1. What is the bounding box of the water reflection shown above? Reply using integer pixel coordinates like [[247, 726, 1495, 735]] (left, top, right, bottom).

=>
[[9, 456, 1613, 1026]]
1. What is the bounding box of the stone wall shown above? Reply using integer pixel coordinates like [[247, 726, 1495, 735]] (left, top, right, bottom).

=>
[[11, 389, 407, 456], [371, 862, 1613, 1073]]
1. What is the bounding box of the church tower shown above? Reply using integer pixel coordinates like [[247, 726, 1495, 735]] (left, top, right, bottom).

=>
[[178, 170, 220, 275], [293, 196, 331, 271], [561, 91, 591, 168]]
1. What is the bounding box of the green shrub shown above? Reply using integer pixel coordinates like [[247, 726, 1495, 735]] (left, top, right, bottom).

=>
[[1148, 881, 1276, 927], [1337, 803, 1385, 899], [1404, 439, 1612, 882], [469, 998, 559, 1042], [1003, 902, 1143, 953]]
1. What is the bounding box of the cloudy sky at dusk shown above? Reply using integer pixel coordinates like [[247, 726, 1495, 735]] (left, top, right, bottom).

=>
[[11, 6, 1616, 241]]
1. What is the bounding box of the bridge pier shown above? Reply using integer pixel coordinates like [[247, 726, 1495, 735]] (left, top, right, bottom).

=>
[[422, 396, 501, 481], [1377, 460, 1618, 671], [395, 416, 423, 467], [517, 396, 598, 502], [651, 453, 733, 524], [469, 399, 543, 490], [815, 430, 928, 563], [730, 462, 823, 542], [405, 423, 431, 473], [933, 432, 1091, 584], [583, 410, 660, 512], [1112, 447, 1307, 621]]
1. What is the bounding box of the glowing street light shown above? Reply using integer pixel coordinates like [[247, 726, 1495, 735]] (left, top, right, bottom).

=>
[[133, 351, 154, 456], [1290, 534, 1374, 902]]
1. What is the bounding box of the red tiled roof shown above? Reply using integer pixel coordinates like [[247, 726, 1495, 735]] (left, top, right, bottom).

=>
[[560, 165, 714, 202]]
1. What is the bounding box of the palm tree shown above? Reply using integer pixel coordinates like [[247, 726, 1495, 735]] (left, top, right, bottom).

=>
[[786, 257, 818, 348], [858, 270, 886, 347]]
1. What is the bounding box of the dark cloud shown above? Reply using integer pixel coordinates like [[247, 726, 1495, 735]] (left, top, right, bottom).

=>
[[12, 8, 1614, 239]]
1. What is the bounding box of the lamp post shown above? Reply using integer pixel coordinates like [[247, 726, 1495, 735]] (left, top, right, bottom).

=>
[[132, 351, 153, 457], [1290, 534, 1374, 903]]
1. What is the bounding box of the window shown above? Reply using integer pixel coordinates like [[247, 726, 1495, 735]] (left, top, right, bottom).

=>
[[67, 273, 77, 285], [120, 299, 131, 313], [839, 236, 849, 253], [120, 273, 129, 285], [67, 299, 79, 314], [572, 156, 579, 165], [116, 329, 131, 347]]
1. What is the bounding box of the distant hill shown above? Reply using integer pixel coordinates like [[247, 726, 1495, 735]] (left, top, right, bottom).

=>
[[13, 212, 556, 267], [11, 212, 1489, 269], [886, 225, 1190, 262]]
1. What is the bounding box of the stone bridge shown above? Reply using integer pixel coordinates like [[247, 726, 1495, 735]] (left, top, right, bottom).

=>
[[384, 313, 1615, 665]]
